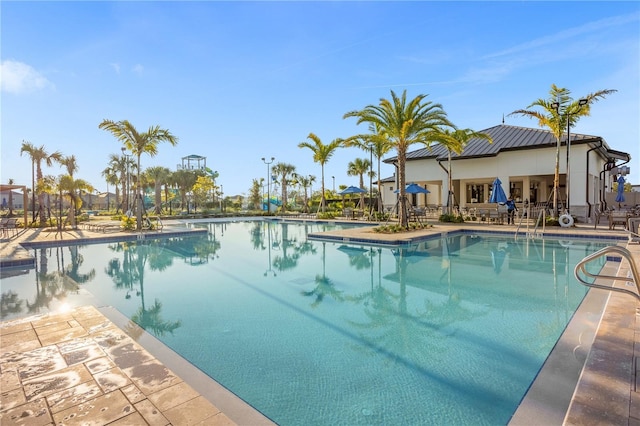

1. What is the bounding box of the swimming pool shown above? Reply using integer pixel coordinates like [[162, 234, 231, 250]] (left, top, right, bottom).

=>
[[0, 220, 614, 425]]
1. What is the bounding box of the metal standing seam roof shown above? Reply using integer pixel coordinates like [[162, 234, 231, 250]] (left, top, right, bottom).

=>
[[384, 124, 612, 163]]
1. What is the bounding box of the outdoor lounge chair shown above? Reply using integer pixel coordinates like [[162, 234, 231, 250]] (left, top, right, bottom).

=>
[[628, 217, 640, 244]]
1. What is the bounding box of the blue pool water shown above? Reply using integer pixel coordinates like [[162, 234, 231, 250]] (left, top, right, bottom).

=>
[[1, 220, 612, 425]]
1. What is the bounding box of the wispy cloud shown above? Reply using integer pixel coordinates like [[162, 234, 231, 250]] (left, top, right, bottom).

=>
[[110, 63, 121, 74], [132, 64, 144, 75], [0, 60, 54, 94], [483, 12, 639, 59]]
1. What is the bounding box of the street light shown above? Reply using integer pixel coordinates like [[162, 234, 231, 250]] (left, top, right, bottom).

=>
[[552, 98, 588, 214], [262, 157, 275, 213], [332, 176, 335, 192]]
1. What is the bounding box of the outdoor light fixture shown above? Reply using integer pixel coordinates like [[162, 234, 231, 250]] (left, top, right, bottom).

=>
[[262, 157, 275, 213], [552, 98, 588, 214]]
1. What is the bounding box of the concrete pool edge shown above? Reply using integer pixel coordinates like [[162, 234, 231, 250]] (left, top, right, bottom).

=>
[[98, 305, 277, 426], [508, 258, 618, 424]]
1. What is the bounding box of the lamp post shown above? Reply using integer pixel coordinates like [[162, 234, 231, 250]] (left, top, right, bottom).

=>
[[262, 157, 274, 213], [552, 98, 588, 214], [332, 176, 335, 193]]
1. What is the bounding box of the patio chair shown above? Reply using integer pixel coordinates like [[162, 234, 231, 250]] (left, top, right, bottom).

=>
[[609, 210, 629, 230], [0, 218, 19, 238], [593, 206, 606, 229]]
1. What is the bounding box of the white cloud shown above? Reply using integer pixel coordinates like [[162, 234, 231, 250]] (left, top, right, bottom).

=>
[[0, 60, 53, 94], [132, 64, 144, 75], [110, 63, 121, 74]]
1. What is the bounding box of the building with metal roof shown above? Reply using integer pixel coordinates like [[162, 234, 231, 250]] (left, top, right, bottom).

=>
[[381, 124, 631, 222]]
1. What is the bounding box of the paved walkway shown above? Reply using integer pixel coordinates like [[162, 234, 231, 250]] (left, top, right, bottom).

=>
[[0, 218, 638, 425]]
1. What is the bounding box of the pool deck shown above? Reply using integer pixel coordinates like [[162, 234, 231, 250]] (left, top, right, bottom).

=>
[[0, 218, 638, 425]]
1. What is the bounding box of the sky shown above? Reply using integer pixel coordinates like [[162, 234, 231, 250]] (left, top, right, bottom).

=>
[[2, 1, 639, 198]]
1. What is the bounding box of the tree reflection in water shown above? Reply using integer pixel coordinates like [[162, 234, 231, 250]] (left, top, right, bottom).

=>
[[106, 240, 181, 337], [19, 245, 97, 316], [302, 242, 344, 308]]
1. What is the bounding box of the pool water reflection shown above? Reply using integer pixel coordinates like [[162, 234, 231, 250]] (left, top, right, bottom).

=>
[[1, 220, 611, 425]]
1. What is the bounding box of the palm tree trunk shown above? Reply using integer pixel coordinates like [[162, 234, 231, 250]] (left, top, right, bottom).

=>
[[398, 152, 407, 227]]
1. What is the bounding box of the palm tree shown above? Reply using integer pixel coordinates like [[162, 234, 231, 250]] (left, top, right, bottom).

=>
[[294, 174, 315, 213], [57, 155, 79, 220], [106, 154, 127, 213], [101, 165, 119, 212], [99, 120, 178, 229], [424, 128, 492, 214], [298, 133, 343, 213], [20, 141, 62, 226], [172, 169, 198, 210], [344, 90, 452, 227], [58, 175, 94, 229], [344, 124, 394, 212], [347, 158, 372, 209], [144, 166, 171, 214], [509, 84, 616, 217], [271, 162, 296, 212]]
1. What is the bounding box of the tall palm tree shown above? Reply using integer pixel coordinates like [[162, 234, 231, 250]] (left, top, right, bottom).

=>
[[271, 162, 296, 212], [20, 141, 62, 226], [344, 124, 394, 212], [298, 133, 343, 213], [344, 90, 452, 227], [347, 158, 372, 209], [99, 120, 178, 229], [509, 84, 616, 217], [424, 128, 492, 214], [144, 166, 171, 214]]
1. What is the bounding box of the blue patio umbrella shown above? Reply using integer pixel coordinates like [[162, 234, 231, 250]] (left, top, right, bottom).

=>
[[339, 186, 367, 195], [615, 176, 626, 203], [394, 183, 430, 194], [489, 178, 508, 204], [339, 185, 367, 209]]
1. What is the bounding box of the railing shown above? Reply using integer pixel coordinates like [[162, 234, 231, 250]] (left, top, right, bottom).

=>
[[574, 245, 640, 301], [515, 204, 545, 239]]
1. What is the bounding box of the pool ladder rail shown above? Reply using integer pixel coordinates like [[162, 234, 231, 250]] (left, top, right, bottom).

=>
[[574, 245, 640, 301]]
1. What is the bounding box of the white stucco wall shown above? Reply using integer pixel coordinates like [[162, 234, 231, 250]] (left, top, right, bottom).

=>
[[381, 143, 613, 221]]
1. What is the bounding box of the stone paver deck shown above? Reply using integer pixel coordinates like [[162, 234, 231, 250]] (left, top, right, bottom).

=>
[[1, 217, 638, 425], [0, 305, 236, 425]]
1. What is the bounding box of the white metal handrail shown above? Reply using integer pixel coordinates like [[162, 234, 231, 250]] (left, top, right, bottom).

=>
[[574, 245, 640, 301]]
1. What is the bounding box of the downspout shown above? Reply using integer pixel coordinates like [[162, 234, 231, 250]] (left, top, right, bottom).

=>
[[585, 141, 602, 218]]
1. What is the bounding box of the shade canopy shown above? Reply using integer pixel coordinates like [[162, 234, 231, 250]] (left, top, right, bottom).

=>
[[489, 178, 508, 204], [394, 183, 430, 194], [615, 176, 626, 203], [339, 186, 366, 195]]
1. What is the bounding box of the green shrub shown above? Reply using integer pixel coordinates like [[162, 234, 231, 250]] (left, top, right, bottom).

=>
[[439, 213, 464, 223], [317, 212, 336, 220], [121, 216, 136, 231]]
